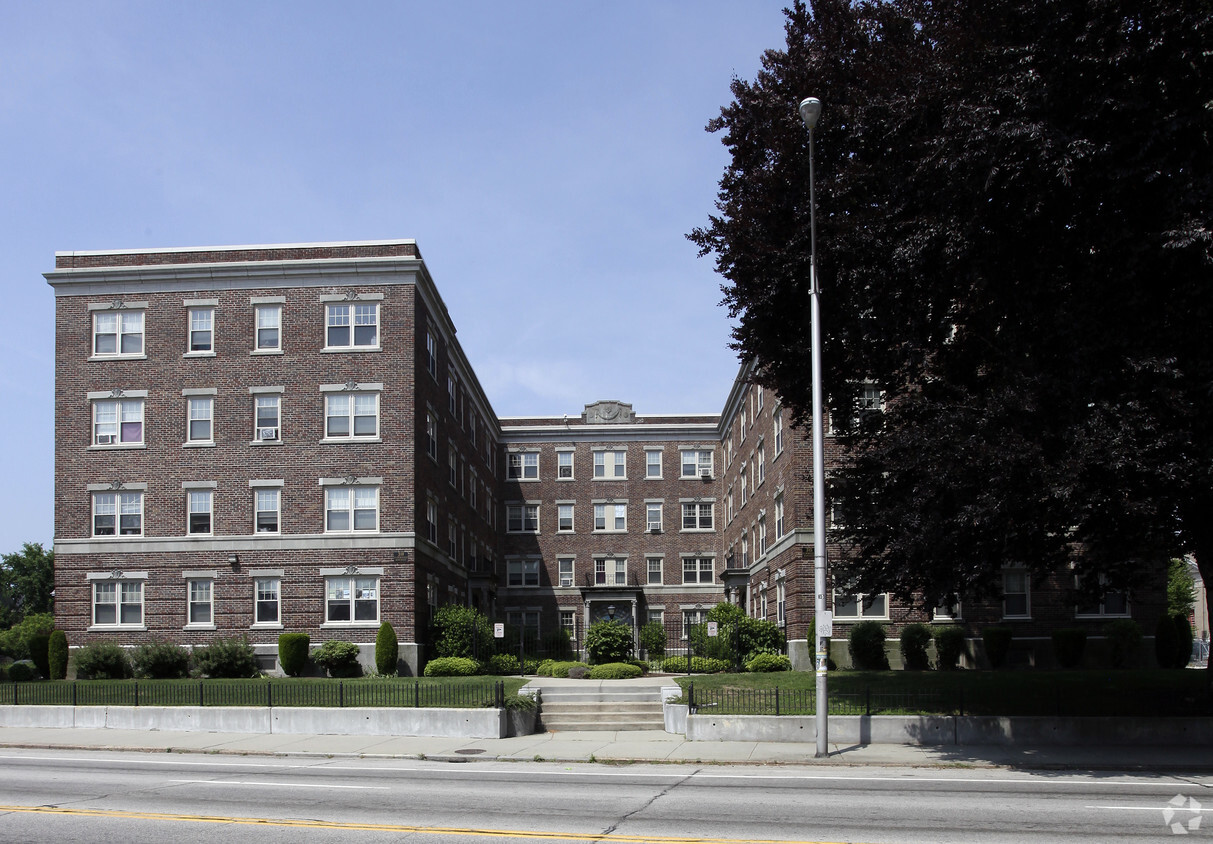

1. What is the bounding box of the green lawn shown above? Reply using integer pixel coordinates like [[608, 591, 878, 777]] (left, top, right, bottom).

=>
[[673, 670, 1213, 717], [4, 675, 528, 708]]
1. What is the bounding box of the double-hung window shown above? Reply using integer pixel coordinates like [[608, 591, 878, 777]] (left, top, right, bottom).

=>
[[507, 559, 540, 587], [594, 503, 627, 532], [187, 490, 213, 535], [93, 579, 144, 627], [93, 491, 142, 536], [594, 557, 627, 586], [774, 493, 785, 538], [506, 503, 539, 533], [93, 310, 144, 357], [681, 450, 713, 479], [646, 449, 662, 479], [557, 451, 574, 479], [425, 411, 438, 460], [646, 502, 663, 532], [682, 556, 715, 584], [255, 395, 280, 441], [647, 557, 663, 585], [681, 502, 714, 531], [326, 303, 378, 348], [187, 307, 214, 353], [325, 393, 378, 439], [93, 398, 144, 445], [1003, 570, 1030, 618], [507, 452, 538, 480], [255, 488, 280, 533], [187, 397, 214, 443], [325, 486, 378, 532], [558, 557, 574, 588], [254, 577, 280, 625], [593, 450, 626, 478], [773, 408, 784, 455], [834, 592, 889, 620], [557, 503, 574, 532], [326, 576, 379, 623], [255, 304, 282, 351], [187, 579, 213, 626]]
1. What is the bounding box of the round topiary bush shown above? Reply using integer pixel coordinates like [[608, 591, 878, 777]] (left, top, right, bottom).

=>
[[1051, 627, 1088, 669], [587, 662, 643, 679], [899, 623, 933, 671], [375, 622, 399, 676], [548, 660, 589, 678], [423, 656, 480, 677], [933, 626, 966, 670], [193, 637, 259, 678], [536, 659, 555, 676], [585, 620, 634, 664], [660, 655, 730, 674], [71, 640, 132, 679], [745, 652, 792, 672], [28, 631, 52, 679], [486, 653, 520, 675], [47, 630, 68, 680], [982, 626, 1013, 669], [7, 661, 36, 682], [277, 633, 310, 677], [313, 640, 362, 677], [848, 621, 890, 670]]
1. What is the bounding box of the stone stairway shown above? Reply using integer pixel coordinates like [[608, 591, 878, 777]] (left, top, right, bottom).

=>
[[536, 683, 666, 732]]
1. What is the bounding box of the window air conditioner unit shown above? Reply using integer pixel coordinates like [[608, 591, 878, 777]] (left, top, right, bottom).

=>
[[96, 434, 115, 444], [648, 522, 661, 533], [700, 468, 713, 479], [258, 427, 279, 441]]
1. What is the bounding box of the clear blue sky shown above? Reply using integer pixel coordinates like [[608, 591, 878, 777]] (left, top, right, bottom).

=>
[[0, 2, 790, 554]]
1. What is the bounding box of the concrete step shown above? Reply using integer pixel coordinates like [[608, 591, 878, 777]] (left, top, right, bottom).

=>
[[540, 701, 663, 715], [541, 718, 666, 732], [537, 686, 666, 731]]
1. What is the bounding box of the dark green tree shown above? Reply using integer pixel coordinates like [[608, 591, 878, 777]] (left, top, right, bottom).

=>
[[690, 0, 1213, 672], [0, 543, 54, 628]]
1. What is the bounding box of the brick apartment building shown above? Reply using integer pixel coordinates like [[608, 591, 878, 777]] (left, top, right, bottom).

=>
[[47, 240, 1165, 674]]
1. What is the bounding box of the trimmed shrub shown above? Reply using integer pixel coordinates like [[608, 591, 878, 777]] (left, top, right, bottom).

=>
[[626, 658, 650, 674], [659, 656, 730, 674], [746, 652, 792, 672], [1051, 628, 1088, 669], [523, 658, 541, 675], [933, 626, 966, 670], [639, 621, 666, 658], [585, 620, 634, 664], [28, 631, 51, 678], [982, 627, 1013, 669], [536, 659, 555, 677], [193, 637, 259, 678], [47, 630, 68, 680], [899, 623, 932, 671], [72, 641, 132, 679], [1155, 613, 1183, 668], [848, 621, 890, 670], [549, 660, 589, 678], [1106, 619, 1142, 668], [278, 633, 310, 677], [131, 640, 191, 679], [423, 656, 480, 677], [430, 605, 494, 660], [375, 622, 399, 676], [486, 653, 520, 675], [0, 613, 55, 660], [587, 662, 643, 680], [503, 692, 538, 712], [7, 661, 36, 682], [313, 640, 361, 678]]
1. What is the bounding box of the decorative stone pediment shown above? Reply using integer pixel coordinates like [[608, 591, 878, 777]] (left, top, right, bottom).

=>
[[583, 400, 635, 425]]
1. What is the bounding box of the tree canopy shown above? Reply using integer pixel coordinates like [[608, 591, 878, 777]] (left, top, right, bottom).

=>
[[0, 542, 54, 629], [690, 0, 1212, 617]]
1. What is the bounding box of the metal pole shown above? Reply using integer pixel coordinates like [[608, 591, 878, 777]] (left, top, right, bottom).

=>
[[799, 95, 829, 758]]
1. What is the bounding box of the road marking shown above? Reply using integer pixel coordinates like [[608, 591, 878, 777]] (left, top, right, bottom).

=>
[[168, 779, 388, 790], [0, 804, 861, 843], [1088, 805, 1208, 812]]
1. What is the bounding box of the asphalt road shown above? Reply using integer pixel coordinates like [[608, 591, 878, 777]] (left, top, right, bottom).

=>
[[0, 748, 1207, 843]]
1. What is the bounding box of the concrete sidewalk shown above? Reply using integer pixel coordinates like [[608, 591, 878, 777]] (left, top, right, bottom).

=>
[[2, 723, 1212, 772]]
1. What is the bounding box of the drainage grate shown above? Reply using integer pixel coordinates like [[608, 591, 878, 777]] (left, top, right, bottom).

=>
[[454, 748, 485, 755]]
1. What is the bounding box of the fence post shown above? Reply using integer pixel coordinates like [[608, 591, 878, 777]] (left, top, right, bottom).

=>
[[339, 681, 344, 708], [688, 681, 694, 713], [958, 685, 964, 717], [267, 681, 272, 708], [775, 686, 780, 717], [414, 681, 420, 708], [134, 681, 139, 707], [72, 681, 77, 708], [199, 681, 204, 708], [866, 685, 871, 716]]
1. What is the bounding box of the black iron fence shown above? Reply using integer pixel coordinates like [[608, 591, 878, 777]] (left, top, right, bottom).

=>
[[681, 682, 1213, 718], [2, 679, 507, 709]]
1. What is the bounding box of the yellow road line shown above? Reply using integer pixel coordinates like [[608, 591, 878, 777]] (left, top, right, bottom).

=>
[[0, 804, 856, 844]]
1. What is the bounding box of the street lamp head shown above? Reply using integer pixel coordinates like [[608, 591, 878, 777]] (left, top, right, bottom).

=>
[[799, 97, 822, 130]]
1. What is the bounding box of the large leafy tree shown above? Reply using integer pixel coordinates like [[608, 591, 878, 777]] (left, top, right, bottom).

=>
[[691, 1, 1212, 634], [0, 542, 55, 628]]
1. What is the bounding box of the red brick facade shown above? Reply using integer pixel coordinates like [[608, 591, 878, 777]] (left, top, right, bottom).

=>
[[48, 240, 1165, 673]]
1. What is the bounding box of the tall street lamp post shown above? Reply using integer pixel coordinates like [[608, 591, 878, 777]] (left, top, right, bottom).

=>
[[798, 95, 829, 758]]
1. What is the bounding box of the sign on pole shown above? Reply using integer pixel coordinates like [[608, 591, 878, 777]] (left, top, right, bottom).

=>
[[493, 623, 505, 638]]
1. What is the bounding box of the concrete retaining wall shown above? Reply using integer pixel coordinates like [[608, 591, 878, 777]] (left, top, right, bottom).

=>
[[0, 705, 505, 739], [677, 709, 1213, 746]]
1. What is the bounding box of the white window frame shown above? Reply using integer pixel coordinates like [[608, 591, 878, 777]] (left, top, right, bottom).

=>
[[646, 449, 663, 479], [774, 493, 785, 538], [646, 502, 663, 533], [254, 577, 281, 626], [833, 591, 890, 621], [254, 395, 281, 442], [507, 558, 540, 588], [682, 556, 715, 585], [93, 398, 144, 446], [773, 407, 784, 456], [325, 392, 379, 440], [324, 485, 379, 533], [254, 304, 282, 352], [187, 578, 214, 627], [325, 302, 379, 349], [187, 489, 213, 536], [681, 450, 714, 479], [1074, 575, 1129, 619], [506, 503, 539, 533], [255, 488, 280, 534], [92, 309, 144, 358], [681, 501, 714, 531], [187, 396, 214, 444], [557, 450, 574, 479], [425, 329, 438, 378], [647, 556, 663, 585], [187, 306, 214, 354], [92, 578, 144, 628], [593, 450, 627, 479], [92, 491, 143, 537], [325, 575, 380, 624], [558, 557, 575, 588], [507, 452, 539, 480], [557, 503, 574, 533], [425, 411, 439, 460], [1002, 570, 1031, 619]]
